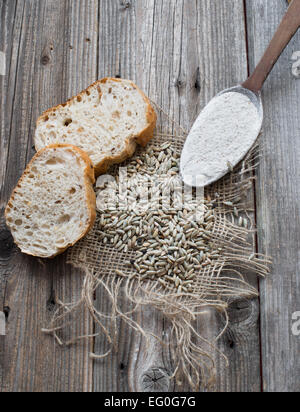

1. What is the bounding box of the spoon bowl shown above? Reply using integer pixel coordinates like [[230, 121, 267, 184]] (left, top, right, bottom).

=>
[[180, 86, 263, 188], [218, 85, 263, 118]]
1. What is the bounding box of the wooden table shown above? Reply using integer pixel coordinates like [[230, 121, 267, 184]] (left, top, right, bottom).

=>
[[0, 0, 299, 392]]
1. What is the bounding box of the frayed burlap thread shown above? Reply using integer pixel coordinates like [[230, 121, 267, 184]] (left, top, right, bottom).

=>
[[42, 104, 271, 391]]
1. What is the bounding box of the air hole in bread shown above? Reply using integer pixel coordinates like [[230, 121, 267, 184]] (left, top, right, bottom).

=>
[[86, 90, 91, 96], [64, 118, 73, 127], [56, 238, 66, 245], [33, 244, 48, 251], [69, 188, 76, 195], [77, 96, 82, 102], [44, 116, 49, 122], [15, 219, 23, 226], [127, 111, 132, 116], [46, 158, 64, 166], [58, 214, 71, 224], [112, 111, 120, 119]]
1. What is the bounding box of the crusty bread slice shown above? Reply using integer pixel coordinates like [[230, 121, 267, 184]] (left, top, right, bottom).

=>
[[34, 78, 157, 176], [5, 144, 96, 258]]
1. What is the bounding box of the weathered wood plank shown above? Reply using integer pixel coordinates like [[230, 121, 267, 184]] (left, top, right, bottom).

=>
[[0, 0, 18, 392], [0, 0, 98, 392], [93, 0, 261, 392], [49, 0, 99, 393], [184, 0, 261, 393], [246, 0, 300, 393]]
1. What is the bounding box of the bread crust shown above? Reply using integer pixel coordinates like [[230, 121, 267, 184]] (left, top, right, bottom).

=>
[[35, 78, 157, 176], [5, 144, 96, 258]]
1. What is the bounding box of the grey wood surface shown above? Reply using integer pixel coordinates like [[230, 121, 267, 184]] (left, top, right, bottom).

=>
[[93, 0, 262, 393], [246, 0, 300, 393], [0, 0, 96, 392], [0, 0, 298, 392]]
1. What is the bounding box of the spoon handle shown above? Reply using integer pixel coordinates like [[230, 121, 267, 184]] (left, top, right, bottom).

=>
[[243, 0, 300, 93]]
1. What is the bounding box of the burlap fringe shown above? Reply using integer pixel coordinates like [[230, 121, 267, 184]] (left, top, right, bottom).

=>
[[42, 104, 271, 391]]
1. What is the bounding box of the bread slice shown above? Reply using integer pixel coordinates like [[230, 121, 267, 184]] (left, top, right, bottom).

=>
[[34, 78, 157, 176], [5, 144, 96, 258]]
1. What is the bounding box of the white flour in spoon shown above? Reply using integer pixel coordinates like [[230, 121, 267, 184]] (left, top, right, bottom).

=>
[[180, 91, 262, 187]]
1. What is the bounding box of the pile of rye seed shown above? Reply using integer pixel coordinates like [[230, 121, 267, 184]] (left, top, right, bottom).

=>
[[95, 143, 221, 293]]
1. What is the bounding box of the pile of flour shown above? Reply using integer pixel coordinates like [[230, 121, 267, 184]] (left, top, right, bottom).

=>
[[180, 91, 262, 187]]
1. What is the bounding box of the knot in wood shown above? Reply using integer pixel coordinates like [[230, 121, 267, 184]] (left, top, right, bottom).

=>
[[141, 368, 170, 392], [41, 54, 50, 66], [3, 306, 10, 320], [0, 227, 14, 259], [120, 0, 131, 9], [227, 299, 253, 324], [175, 78, 184, 89], [46, 290, 56, 312], [194, 67, 201, 92]]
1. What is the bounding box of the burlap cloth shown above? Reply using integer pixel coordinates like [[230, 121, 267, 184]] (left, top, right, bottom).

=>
[[43, 102, 271, 391]]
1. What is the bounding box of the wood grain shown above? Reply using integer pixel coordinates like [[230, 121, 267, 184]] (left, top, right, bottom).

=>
[[1, 0, 298, 393], [0, 0, 97, 392], [93, 0, 262, 392], [246, 0, 300, 393]]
